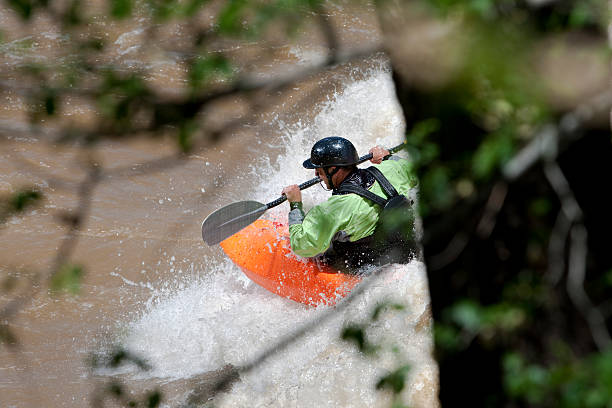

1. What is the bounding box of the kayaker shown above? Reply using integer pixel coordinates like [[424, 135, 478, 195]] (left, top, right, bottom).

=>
[[281, 136, 416, 271]]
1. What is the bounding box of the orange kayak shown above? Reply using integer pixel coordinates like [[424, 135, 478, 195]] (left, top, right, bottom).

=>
[[220, 219, 361, 306]]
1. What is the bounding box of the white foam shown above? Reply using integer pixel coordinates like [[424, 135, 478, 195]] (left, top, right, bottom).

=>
[[256, 61, 407, 215], [288, 46, 328, 67], [114, 28, 145, 56], [122, 66, 437, 407]]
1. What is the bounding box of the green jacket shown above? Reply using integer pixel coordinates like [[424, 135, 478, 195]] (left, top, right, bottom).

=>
[[288, 158, 413, 258]]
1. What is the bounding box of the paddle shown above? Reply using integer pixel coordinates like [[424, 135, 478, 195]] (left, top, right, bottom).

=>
[[201, 142, 407, 245]]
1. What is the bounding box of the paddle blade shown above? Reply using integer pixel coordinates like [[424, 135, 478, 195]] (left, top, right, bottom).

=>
[[201, 200, 268, 245]]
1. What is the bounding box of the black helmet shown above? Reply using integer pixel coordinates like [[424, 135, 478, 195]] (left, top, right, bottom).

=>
[[302, 137, 360, 169]]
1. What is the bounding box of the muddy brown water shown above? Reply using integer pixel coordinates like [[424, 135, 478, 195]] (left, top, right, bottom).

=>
[[1, 3, 439, 407]]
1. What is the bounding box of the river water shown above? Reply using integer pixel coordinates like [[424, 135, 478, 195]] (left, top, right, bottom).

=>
[[1, 2, 438, 407]]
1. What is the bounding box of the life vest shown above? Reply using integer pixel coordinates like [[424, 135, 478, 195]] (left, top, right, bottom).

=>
[[328, 166, 415, 270]]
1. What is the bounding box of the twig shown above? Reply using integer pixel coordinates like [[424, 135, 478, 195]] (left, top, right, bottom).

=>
[[547, 210, 571, 285], [312, 3, 339, 65], [503, 90, 612, 181], [544, 161, 611, 350], [567, 224, 611, 350], [475, 181, 508, 238], [427, 232, 469, 271], [429, 89, 612, 270], [0, 158, 100, 321], [428, 181, 507, 271]]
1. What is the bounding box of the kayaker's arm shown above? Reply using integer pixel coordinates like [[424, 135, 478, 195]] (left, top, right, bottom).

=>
[[288, 203, 347, 258], [288, 201, 305, 226], [282, 184, 306, 228]]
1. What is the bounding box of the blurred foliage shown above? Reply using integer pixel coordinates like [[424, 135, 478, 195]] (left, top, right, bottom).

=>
[[90, 348, 161, 408], [372, 301, 405, 321], [435, 298, 527, 353], [0, 189, 42, 224], [9, 189, 41, 211], [504, 350, 612, 408], [216, 0, 323, 38], [402, 19, 549, 216], [110, 0, 133, 19], [90, 347, 152, 371], [423, 0, 607, 31], [341, 301, 412, 404], [0, 0, 338, 152], [6, 0, 48, 20], [1, 0, 610, 406], [97, 70, 151, 132], [50, 264, 84, 295], [396, 1, 612, 406], [0, 323, 18, 348], [188, 55, 233, 93], [377, 364, 411, 393], [341, 323, 380, 355], [147, 0, 211, 21], [402, 1, 606, 220]]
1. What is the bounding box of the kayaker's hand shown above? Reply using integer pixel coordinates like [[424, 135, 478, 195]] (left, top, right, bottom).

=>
[[282, 185, 302, 203], [369, 146, 390, 164]]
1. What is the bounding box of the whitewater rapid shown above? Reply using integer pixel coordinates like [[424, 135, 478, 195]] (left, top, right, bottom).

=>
[[121, 63, 438, 407]]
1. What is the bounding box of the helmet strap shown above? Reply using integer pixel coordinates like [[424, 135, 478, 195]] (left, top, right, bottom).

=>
[[323, 166, 341, 190]]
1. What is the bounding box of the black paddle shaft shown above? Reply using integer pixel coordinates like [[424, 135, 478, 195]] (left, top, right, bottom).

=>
[[265, 143, 406, 210], [201, 142, 406, 245], [266, 177, 321, 208]]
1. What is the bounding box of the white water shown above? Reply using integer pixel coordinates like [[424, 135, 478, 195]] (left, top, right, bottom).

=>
[[121, 63, 437, 407]]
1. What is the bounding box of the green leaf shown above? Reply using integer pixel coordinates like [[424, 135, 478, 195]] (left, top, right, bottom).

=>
[[341, 324, 378, 355], [110, 349, 128, 367], [189, 55, 232, 92], [569, 2, 594, 28], [371, 301, 405, 321], [11, 189, 42, 211], [108, 382, 123, 397], [434, 323, 462, 351], [341, 324, 366, 351], [467, 0, 494, 18], [79, 38, 105, 51], [8, 0, 34, 20], [422, 166, 453, 212], [108, 347, 151, 370], [472, 132, 514, 179], [406, 118, 441, 144], [182, 0, 210, 16], [111, 0, 132, 19], [147, 391, 162, 408], [449, 300, 482, 332], [529, 198, 551, 217], [97, 71, 149, 130], [0, 324, 19, 348], [50, 264, 84, 295], [178, 120, 197, 152], [483, 304, 526, 331], [503, 352, 556, 404], [376, 365, 411, 394], [64, 0, 82, 26], [148, 0, 177, 20], [218, 0, 249, 35], [44, 89, 56, 115]]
